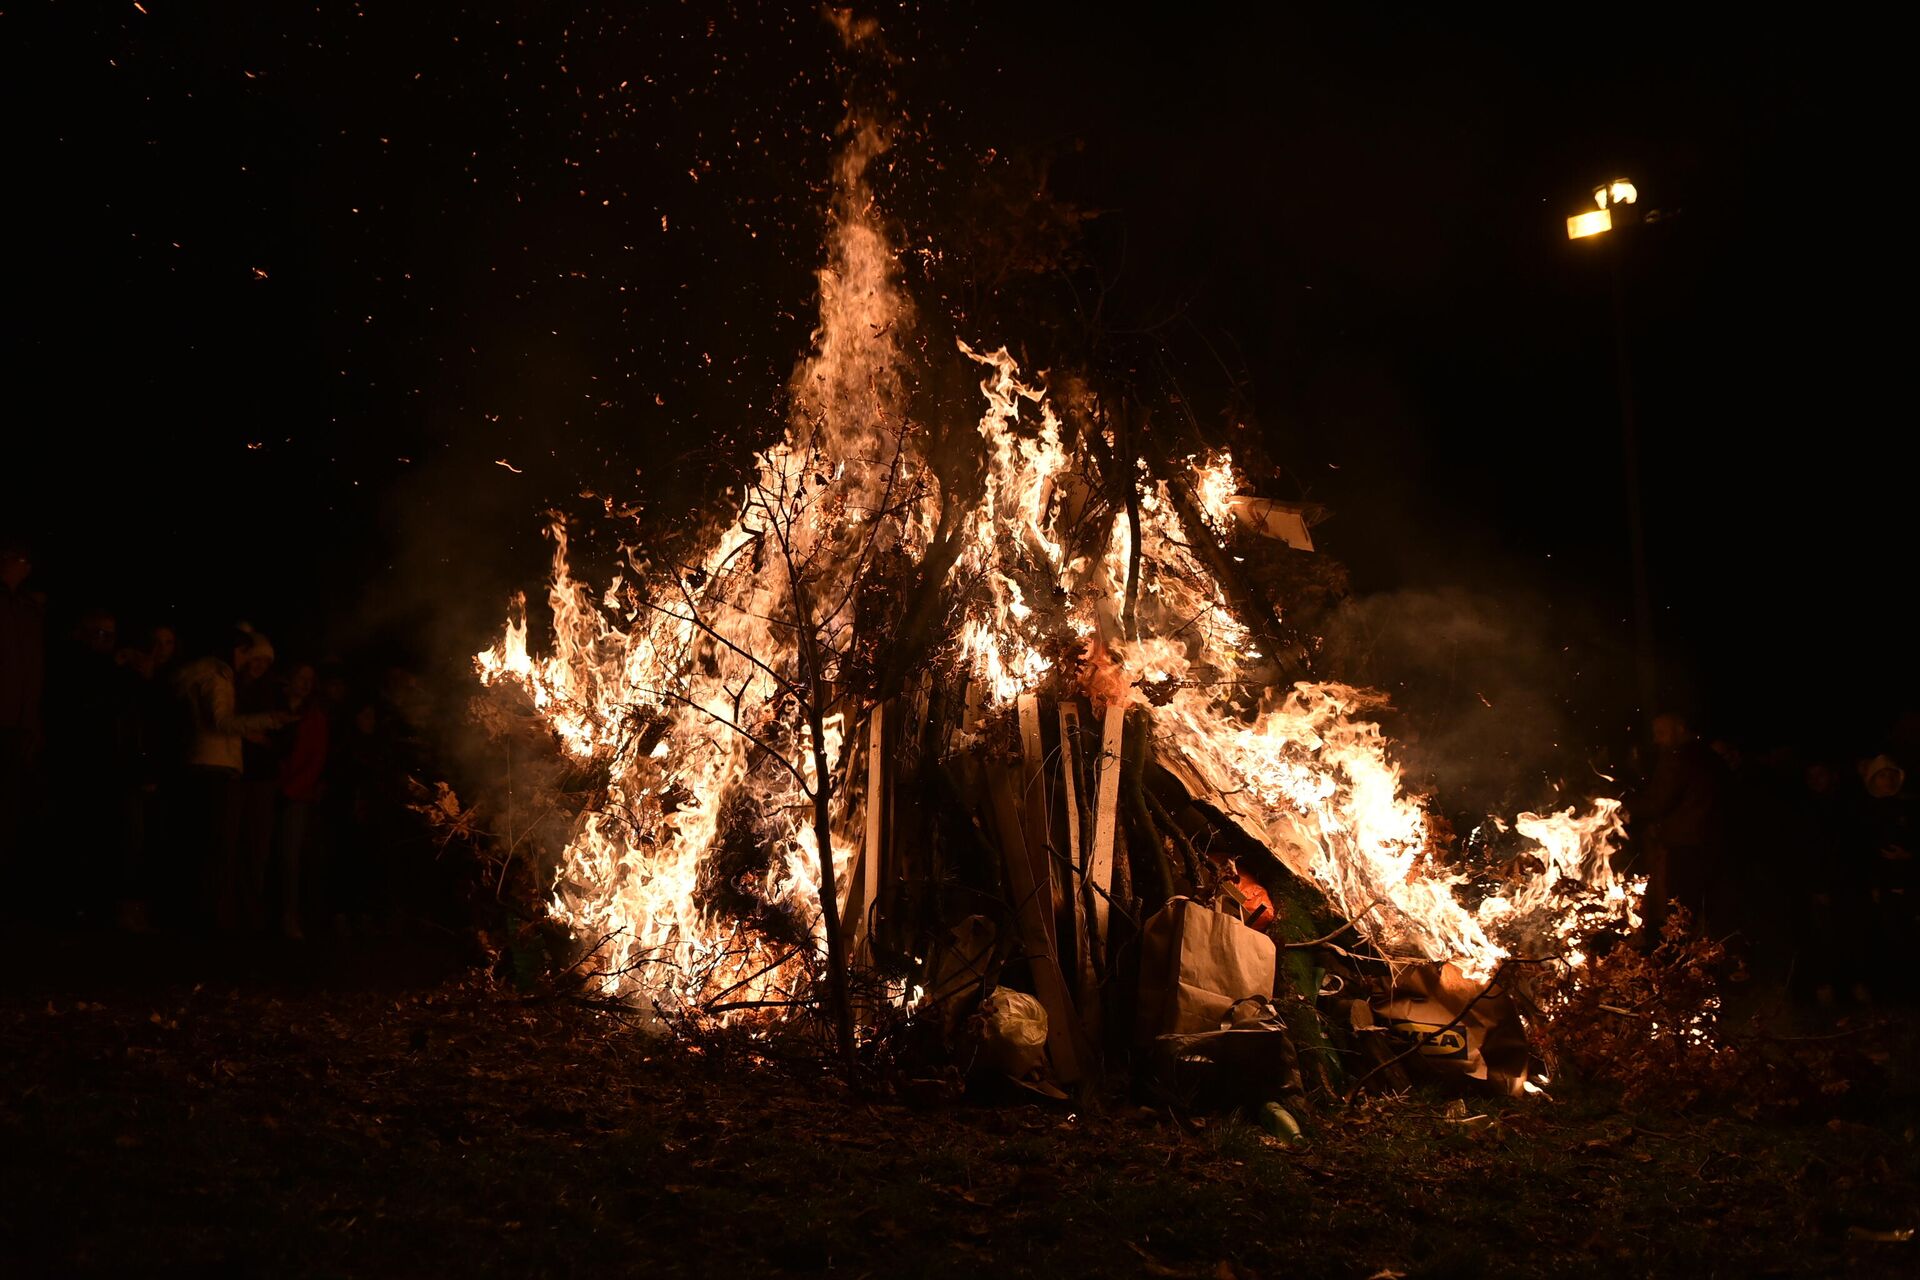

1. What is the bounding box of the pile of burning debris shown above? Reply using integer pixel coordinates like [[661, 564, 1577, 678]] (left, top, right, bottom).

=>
[[459, 78, 1643, 1117]]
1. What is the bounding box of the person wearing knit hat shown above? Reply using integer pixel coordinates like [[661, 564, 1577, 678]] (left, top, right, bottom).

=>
[[1860, 754, 1912, 867], [1862, 754, 1906, 800], [232, 622, 275, 682]]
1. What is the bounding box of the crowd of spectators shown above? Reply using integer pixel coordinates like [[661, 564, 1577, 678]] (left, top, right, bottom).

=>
[[2, 535, 435, 940], [1628, 709, 1916, 1004]]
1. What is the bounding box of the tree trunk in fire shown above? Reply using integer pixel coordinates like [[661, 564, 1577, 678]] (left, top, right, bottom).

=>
[[782, 541, 857, 1073], [812, 754, 856, 1070]]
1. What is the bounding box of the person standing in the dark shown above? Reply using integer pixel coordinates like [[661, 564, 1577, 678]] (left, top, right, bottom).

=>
[[1858, 754, 1914, 992], [232, 638, 291, 935], [1629, 712, 1730, 938], [274, 662, 329, 940], [303, 665, 351, 929], [1797, 760, 1871, 1004], [0, 537, 45, 886], [326, 698, 400, 935], [114, 623, 182, 931], [175, 625, 289, 931], [46, 608, 131, 912]]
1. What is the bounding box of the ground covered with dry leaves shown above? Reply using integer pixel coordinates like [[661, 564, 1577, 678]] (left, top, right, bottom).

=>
[[3, 929, 1917, 1279]]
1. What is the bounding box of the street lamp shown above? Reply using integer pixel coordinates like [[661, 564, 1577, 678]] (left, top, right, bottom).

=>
[[1566, 176, 1655, 709], [1566, 177, 1639, 240]]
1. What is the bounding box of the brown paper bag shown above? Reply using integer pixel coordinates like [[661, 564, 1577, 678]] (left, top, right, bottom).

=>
[[1135, 897, 1277, 1043], [1372, 961, 1528, 1094]]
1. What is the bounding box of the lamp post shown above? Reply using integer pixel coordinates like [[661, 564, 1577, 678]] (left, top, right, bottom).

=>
[[1569, 178, 1656, 712]]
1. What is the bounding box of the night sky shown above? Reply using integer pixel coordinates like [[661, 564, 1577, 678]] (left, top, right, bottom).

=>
[[14, 4, 1911, 761]]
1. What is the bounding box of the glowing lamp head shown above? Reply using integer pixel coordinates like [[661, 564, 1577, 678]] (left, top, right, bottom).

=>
[[1602, 178, 1638, 207], [1566, 208, 1612, 240], [1570, 178, 1638, 238]]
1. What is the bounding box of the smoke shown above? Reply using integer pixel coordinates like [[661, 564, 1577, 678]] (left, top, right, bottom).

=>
[[1318, 586, 1618, 822]]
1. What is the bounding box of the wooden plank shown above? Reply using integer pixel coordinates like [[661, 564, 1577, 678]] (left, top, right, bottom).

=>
[[1223, 494, 1315, 551], [1015, 695, 1059, 934], [987, 762, 1085, 1084], [1085, 700, 1126, 956], [1058, 702, 1099, 1029], [848, 702, 886, 963], [1057, 703, 1084, 900]]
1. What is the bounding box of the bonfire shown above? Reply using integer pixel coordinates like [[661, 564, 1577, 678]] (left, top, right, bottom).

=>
[[472, 28, 1642, 1096]]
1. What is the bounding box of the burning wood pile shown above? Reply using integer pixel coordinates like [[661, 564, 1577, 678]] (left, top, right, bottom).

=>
[[469, 100, 1642, 1107]]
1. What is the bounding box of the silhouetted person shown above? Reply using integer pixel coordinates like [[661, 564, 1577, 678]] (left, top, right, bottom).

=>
[[1889, 711, 1920, 773], [58, 608, 126, 739], [1858, 754, 1914, 992], [121, 624, 182, 762], [47, 608, 130, 912], [1708, 736, 1794, 976], [303, 665, 351, 926], [0, 537, 45, 883], [326, 700, 400, 935], [274, 662, 329, 939], [1798, 760, 1870, 1004], [112, 623, 181, 931], [233, 649, 287, 933], [380, 665, 434, 775], [378, 665, 437, 922], [122, 623, 179, 688], [175, 625, 290, 931], [1629, 712, 1729, 938]]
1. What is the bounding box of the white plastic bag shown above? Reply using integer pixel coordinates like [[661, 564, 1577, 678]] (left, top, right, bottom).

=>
[[976, 988, 1049, 1078]]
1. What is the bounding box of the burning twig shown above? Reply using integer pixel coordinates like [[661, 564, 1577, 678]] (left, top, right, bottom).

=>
[[702, 948, 805, 1013], [633, 686, 815, 795], [1144, 789, 1206, 892], [1281, 898, 1389, 951]]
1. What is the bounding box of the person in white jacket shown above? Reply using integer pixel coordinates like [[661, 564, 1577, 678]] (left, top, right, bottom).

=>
[[177, 627, 283, 772], [173, 625, 290, 929]]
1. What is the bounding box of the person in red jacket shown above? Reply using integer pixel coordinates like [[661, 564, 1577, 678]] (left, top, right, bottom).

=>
[[274, 663, 329, 940]]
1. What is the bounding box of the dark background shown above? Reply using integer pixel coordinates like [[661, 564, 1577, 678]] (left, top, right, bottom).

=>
[[10, 4, 1912, 771]]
